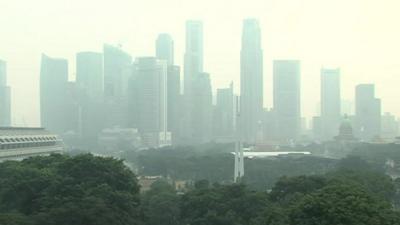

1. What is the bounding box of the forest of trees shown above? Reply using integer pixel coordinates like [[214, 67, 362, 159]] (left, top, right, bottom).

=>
[[122, 143, 400, 190], [0, 154, 399, 225]]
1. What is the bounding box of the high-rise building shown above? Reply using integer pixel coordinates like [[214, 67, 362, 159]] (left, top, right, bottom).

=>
[[214, 82, 235, 141], [103, 44, 132, 127], [240, 19, 264, 143], [76, 52, 105, 143], [191, 72, 213, 143], [354, 84, 381, 140], [134, 57, 170, 148], [76, 52, 104, 99], [184, 20, 203, 97], [156, 33, 174, 66], [381, 112, 399, 140], [156, 34, 181, 144], [40, 54, 69, 133], [0, 60, 11, 126], [182, 20, 212, 144], [166, 65, 181, 144], [320, 68, 341, 140], [273, 60, 301, 142]]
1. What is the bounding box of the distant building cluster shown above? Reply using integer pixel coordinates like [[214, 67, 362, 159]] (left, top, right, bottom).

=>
[[1, 19, 399, 151]]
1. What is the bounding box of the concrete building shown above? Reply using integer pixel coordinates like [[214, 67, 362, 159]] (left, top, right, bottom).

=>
[[103, 44, 132, 128], [156, 33, 174, 66], [134, 57, 170, 148], [214, 82, 235, 141], [320, 68, 341, 140], [354, 84, 381, 141], [40, 54, 69, 134], [156, 34, 182, 144], [191, 72, 213, 143], [76, 52, 105, 144], [0, 127, 64, 161], [182, 20, 213, 144], [0, 60, 11, 126], [240, 19, 264, 143], [381, 112, 399, 141], [166, 65, 181, 144], [273, 60, 301, 142], [76, 52, 104, 99]]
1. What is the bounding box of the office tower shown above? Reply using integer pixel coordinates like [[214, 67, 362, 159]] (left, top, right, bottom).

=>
[[156, 33, 174, 66], [240, 18, 264, 143], [355, 84, 381, 140], [134, 57, 170, 148], [76, 52, 105, 143], [40, 54, 69, 133], [76, 52, 104, 99], [214, 82, 235, 140], [0, 60, 11, 126], [184, 20, 203, 97], [320, 68, 341, 140], [103, 44, 132, 127], [183, 20, 212, 144], [273, 60, 301, 142], [191, 72, 213, 143], [166, 65, 181, 144], [381, 112, 399, 140], [156, 34, 181, 144]]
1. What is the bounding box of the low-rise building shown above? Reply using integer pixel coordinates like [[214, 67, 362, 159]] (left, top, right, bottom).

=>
[[0, 127, 64, 161]]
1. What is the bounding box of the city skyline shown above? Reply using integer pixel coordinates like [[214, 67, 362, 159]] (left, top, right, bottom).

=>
[[1, 0, 400, 126]]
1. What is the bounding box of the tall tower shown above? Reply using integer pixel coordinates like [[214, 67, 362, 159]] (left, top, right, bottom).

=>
[[156, 33, 174, 66], [355, 84, 381, 140], [214, 82, 235, 139], [103, 44, 132, 127], [76, 52, 104, 99], [183, 20, 212, 144], [156, 34, 181, 144], [320, 68, 341, 140], [240, 19, 263, 143], [76, 52, 105, 142], [184, 20, 203, 97], [134, 57, 170, 148], [273, 60, 301, 142], [0, 60, 11, 126], [40, 54, 69, 133]]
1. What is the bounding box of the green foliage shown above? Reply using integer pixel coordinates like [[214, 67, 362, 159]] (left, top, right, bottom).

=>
[[289, 183, 400, 225], [0, 154, 141, 225]]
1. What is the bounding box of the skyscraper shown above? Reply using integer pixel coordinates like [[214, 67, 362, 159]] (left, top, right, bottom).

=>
[[156, 34, 181, 144], [103, 44, 132, 127], [355, 84, 381, 140], [184, 20, 203, 97], [183, 20, 212, 144], [273, 60, 301, 142], [191, 72, 213, 143], [240, 19, 263, 143], [166, 65, 181, 144], [76, 52, 104, 99], [76, 52, 105, 142], [320, 68, 341, 140], [214, 82, 235, 140], [40, 54, 69, 133], [0, 60, 11, 126], [134, 57, 170, 148], [156, 33, 174, 66]]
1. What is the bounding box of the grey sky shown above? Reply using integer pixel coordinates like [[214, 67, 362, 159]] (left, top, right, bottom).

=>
[[1, 0, 399, 126]]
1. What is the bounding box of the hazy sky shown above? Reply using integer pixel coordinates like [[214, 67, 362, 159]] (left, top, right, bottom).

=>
[[1, 0, 399, 127]]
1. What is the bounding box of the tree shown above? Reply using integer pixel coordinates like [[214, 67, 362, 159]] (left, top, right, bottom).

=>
[[289, 183, 400, 225], [0, 154, 142, 225]]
